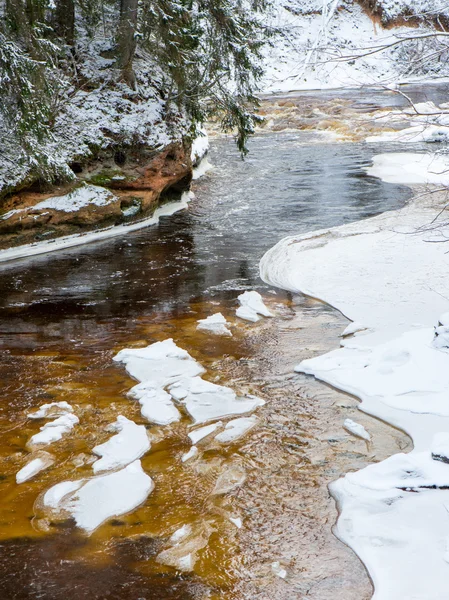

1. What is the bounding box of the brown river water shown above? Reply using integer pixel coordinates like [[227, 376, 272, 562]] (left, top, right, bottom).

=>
[[0, 89, 429, 599]]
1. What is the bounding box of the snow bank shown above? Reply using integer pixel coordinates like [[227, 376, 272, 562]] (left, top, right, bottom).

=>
[[92, 416, 150, 473], [43, 460, 153, 533], [260, 173, 449, 597], [0, 194, 192, 265], [366, 152, 449, 186], [236, 291, 273, 323], [196, 313, 232, 336]]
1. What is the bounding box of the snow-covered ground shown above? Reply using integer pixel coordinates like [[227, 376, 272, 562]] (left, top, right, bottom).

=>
[[262, 0, 449, 92], [260, 156, 449, 597]]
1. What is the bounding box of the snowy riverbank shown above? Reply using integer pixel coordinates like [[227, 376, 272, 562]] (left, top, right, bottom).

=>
[[260, 164, 449, 598]]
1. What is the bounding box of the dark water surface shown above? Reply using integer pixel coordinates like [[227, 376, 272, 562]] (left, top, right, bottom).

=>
[[0, 133, 411, 350]]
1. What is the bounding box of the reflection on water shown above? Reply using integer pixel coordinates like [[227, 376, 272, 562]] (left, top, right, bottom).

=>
[[0, 131, 412, 598]]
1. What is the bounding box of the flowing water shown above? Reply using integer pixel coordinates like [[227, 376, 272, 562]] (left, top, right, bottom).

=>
[[0, 121, 419, 598]]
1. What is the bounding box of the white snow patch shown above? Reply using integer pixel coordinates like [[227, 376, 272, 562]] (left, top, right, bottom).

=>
[[169, 524, 192, 544], [215, 416, 258, 443], [43, 460, 153, 533], [196, 313, 232, 337], [33, 184, 116, 213], [229, 516, 242, 529], [366, 152, 449, 185], [343, 418, 371, 442], [92, 415, 150, 473], [236, 291, 273, 323]]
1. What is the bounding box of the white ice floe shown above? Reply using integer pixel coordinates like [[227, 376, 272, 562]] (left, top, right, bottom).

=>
[[28, 413, 79, 447], [182, 446, 199, 462], [340, 322, 368, 337], [16, 452, 54, 484], [236, 290, 273, 322], [169, 377, 264, 424], [271, 561, 287, 579], [229, 516, 242, 529], [260, 171, 449, 598], [157, 521, 213, 572], [43, 460, 153, 533], [215, 416, 258, 444], [28, 401, 73, 420], [128, 383, 181, 425], [115, 339, 265, 430], [188, 422, 222, 444], [343, 418, 371, 442], [169, 524, 192, 544], [114, 338, 205, 388], [0, 195, 192, 265], [196, 313, 232, 337], [92, 416, 150, 473]]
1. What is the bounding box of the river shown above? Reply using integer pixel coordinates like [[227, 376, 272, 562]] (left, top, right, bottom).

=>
[[0, 93, 426, 599]]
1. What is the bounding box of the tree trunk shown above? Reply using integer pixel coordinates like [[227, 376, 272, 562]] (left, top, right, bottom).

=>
[[54, 0, 75, 45], [117, 0, 138, 89]]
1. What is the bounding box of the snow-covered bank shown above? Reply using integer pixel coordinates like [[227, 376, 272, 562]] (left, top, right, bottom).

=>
[[260, 179, 449, 597], [0, 194, 192, 265]]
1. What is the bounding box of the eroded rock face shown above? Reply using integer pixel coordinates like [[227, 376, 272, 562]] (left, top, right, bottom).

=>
[[0, 142, 192, 248]]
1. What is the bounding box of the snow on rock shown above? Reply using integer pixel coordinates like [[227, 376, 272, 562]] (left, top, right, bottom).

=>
[[181, 446, 199, 462], [32, 184, 116, 213], [92, 416, 150, 473], [43, 460, 153, 534], [341, 322, 368, 337], [16, 452, 54, 484], [28, 413, 79, 447], [215, 416, 258, 444], [28, 402, 73, 420], [434, 313, 449, 350], [236, 291, 273, 323], [196, 313, 232, 337], [343, 418, 371, 442], [431, 433, 449, 464], [191, 129, 209, 165], [169, 377, 264, 424], [188, 422, 222, 444], [114, 338, 205, 389], [0, 196, 192, 265], [128, 384, 181, 425], [260, 176, 449, 598]]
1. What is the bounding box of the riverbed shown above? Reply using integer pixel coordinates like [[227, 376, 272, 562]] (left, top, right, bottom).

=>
[[0, 93, 427, 598]]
